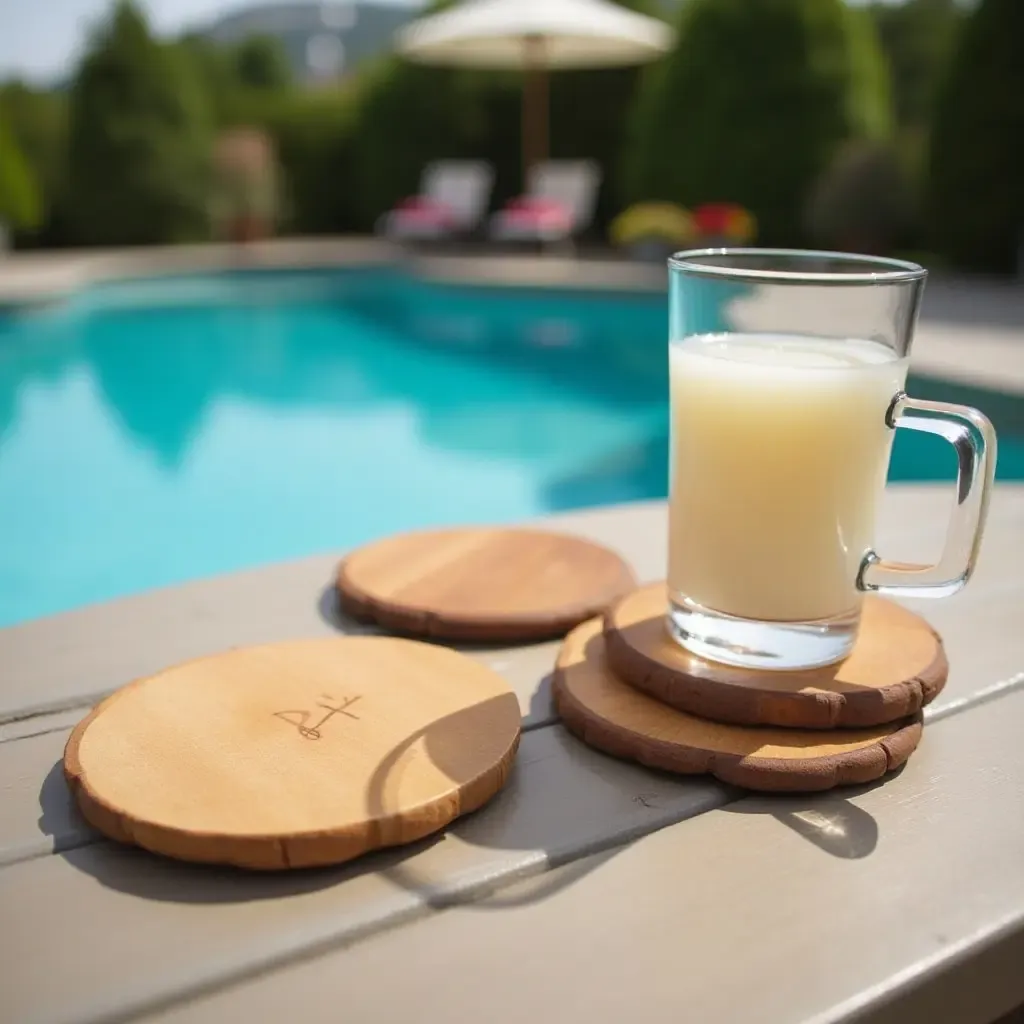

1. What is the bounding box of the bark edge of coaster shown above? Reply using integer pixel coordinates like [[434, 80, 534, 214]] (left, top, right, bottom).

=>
[[603, 583, 947, 729], [554, 618, 922, 793], [336, 527, 637, 642], [64, 636, 521, 870]]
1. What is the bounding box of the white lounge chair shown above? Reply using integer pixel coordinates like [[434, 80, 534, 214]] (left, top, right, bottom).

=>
[[377, 161, 495, 243], [489, 160, 602, 248]]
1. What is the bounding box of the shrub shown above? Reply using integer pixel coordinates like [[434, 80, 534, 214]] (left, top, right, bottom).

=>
[[0, 84, 66, 243], [805, 140, 913, 254], [0, 115, 42, 234], [927, 0, 1024, 274], [627, 0, 892, 246]]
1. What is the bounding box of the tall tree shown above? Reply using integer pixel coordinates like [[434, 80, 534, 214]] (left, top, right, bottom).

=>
[[627, 0, 892, 245], [927, 0, 1024, 273], [548, 0, 669, 232], [867, 0, 962, 131], [176, 34, 245, 126], [66, 1, 212, 246]]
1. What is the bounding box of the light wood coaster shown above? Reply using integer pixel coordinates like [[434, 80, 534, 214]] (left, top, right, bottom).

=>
[[336, 527, 636, 642], [64, 637, 521, 870], [554, 618, 922, 792], [604, 583, 947, 729]]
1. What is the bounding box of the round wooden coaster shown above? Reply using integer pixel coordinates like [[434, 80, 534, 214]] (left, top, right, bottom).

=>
[[554, 618, 922, 792], [336, 527, 637, 642], [603, 584, 947, 729], [64, 637, 521, 870]]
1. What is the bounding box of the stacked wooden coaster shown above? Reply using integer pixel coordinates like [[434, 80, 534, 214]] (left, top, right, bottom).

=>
[[554, 582, 948, 792]]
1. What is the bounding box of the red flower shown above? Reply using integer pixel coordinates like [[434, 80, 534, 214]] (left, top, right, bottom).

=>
[[693, 203, 756, 242]]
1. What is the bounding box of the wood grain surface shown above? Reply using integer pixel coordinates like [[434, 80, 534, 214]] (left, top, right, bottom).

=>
[[555, 618, 922, 792], [64, 636, 521, 870], [336, 528, 636, 642], [604, 583, 947, 728]]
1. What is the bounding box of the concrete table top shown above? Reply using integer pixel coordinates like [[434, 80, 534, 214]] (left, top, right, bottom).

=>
[[2, 488, 1023, 1024]]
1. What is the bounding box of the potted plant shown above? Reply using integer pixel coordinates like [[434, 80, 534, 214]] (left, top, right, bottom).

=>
[[210, 128, 280, 244]]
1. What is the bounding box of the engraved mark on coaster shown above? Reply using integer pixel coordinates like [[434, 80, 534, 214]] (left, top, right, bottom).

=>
[[273, 694, 362, 741]]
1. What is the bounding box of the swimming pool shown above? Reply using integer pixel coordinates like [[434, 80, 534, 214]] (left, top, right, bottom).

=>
[[1, 267, 1021, 627]]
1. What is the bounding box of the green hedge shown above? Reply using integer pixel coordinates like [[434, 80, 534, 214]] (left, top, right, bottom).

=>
[[257, 90, 359, 235], [927, 0, 1024, 274], [627, 0, 892, 246]]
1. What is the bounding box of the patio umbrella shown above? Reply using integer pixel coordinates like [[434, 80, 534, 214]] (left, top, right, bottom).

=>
[[395, 0, 674, 180]]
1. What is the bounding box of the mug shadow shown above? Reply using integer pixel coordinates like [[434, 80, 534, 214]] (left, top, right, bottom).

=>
[[720, 773, 898, 860], [316, 584, 380, 636], [364, 696, 628, 909], [38, 759, 100, 855]]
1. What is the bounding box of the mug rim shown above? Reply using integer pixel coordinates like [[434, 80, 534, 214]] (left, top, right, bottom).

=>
[[668, 248, 928, 285]]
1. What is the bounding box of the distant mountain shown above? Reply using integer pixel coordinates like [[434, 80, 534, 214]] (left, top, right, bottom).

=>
[[198, 2, 416, 82]]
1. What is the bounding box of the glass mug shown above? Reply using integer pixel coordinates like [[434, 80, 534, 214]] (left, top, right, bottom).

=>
[[666, 249, 996, 672]]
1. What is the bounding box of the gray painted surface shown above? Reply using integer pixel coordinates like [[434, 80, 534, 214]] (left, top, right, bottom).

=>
[[0, 727, 97, 867], [147, 689, 1024, 1024], [0, 725, 728, 1024], [0, 494, 1022, 1023]]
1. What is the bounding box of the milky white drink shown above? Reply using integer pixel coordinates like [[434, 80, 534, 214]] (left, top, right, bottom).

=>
[[668, 333, 909, 622]]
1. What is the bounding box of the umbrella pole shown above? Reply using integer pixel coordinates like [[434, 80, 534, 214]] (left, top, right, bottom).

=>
[[522, 35, 548, 187]]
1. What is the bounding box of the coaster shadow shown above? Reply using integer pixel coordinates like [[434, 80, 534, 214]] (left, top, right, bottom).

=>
[[316, 584, 381, 636], [41, 758, 427, 903], [40, 697, 608, 910], [317, 581, 540, 654], [720, 774, 901, 860]]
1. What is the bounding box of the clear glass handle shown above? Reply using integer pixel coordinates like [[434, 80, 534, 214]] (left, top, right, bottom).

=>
[[858, 392, 997, 598]]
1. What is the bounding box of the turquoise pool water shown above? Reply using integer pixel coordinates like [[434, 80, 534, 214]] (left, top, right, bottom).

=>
[[1, 268, 1021, 627]]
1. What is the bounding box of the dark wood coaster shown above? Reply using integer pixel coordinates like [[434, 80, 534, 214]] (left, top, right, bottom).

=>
[[603, 583, 947, 729], [554, 618, 923, 793], [336, 527, 637, 642], [64, 637, 521, 870]]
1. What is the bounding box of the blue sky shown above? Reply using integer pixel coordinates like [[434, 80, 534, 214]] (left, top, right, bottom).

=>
[[0, 0, 419, 82], [1, 0, 902, 84]]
